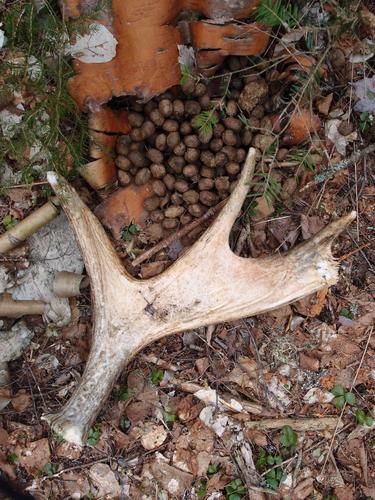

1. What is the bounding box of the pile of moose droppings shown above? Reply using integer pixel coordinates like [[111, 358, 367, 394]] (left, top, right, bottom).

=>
[[113, 56, 279, 244]]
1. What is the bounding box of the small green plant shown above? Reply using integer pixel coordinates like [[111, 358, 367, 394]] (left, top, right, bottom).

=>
[[208, 463, 219, 475], [192, 110, 219, 140], [340, 308, 354, 319], [196, 480, 207, 498], [355, 409, 373, 427], [289, 149, 315, 171], [163, 408, 176, 426], [249, 171, 281, 208], [224, 478, 247, 500], [279, 425, 298, 448], [45, 325, 59, 338], [2, 214, 18, 230], [7, 453, 19, 464], [52, 431, 64, 444], [86, 426, 101, 446], [150, 368, 164, 386], [180, 64, 192, 86], [254, 0, 300, 28], [330, 386, 356, 410], [256, 450, 286, 490], [115, 387, 130, 401], [359, 112, 374, 134], [120, 222, 139, 242], [41, 462, 58, 476]]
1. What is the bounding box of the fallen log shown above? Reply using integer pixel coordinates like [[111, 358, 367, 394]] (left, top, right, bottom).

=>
[[43, 148, 355, 445]]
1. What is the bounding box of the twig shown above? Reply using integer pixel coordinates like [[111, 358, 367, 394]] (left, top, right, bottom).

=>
[[301, 144, 375, 191], [339, 241, 373, 261], [245, 417, 343, 432], [321, 326, 373, 473], [131, 199, 226, 267]]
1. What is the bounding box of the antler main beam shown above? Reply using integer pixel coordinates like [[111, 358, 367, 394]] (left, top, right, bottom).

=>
[[43, 149, 355, 445]]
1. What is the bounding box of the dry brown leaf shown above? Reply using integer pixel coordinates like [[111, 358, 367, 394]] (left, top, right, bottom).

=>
[[11, 390, 31, 412], [16, 438, 50, 474], [141, 423, 168, 450]]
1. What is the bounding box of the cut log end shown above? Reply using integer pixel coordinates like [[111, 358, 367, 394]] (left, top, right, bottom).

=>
[[42, 412, 86, 446]]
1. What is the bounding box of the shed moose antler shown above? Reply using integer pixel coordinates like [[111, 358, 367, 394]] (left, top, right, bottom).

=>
[[44, 149, 355, 445]]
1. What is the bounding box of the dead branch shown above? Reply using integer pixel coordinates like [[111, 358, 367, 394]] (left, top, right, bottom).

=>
[[0, 293, 46, 318], [53, 271, 89, 298], [0, 199, 60, 254], [245, 417, 344, 432]]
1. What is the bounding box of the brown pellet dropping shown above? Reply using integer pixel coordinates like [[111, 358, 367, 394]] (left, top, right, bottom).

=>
[[163, 218, 178, 230], [135, 167, 151, 185], [160, 193, 170, 208], [146, 148, 163, 164], [152, 180, 166, 197], [141, 121, 156, 139], [130, 166, 138, 176], [163, 119, 179, 132], [226, 162, 241, 176], [129, 142, 141, 151], [252, 104, 265, 119], [184, 148, 200, 163], [222, 146, 237, 161], [146, 223, 164, 242], [182, 190, 199, 204], [200, 166, 215, 178], [184, 134, 199, 148], [199, 191, 219, 207], [165, 205, 184, 218], [144, 195, 160, 211], [183, 164, 199, 178], [163, 174, 175, 190], [128, 151, 146, 168], [200, 150, 215, 168], [115, 139, 129, 156], [213, 123, 225, 138], [181, 78, 195, 95], [236, 148, 246, 163], [199, 94, 211, 110], [168, 156, 185, 173], [175, 179, 189, 193], [151, 210, 164, 223], [180, 121, 192, 135], [166, 131, 180, 149], [194, 82, 206, 97], [185, 100, 201, 116], [173, 99, 184, 118], [276, 148, 288, 161], [252, 134, 274, 152], [188, 203, 204, 217], [150, 163, 166, 179], [226, 100, 237, 117], [214, 152, 227, 168], [150, 108, 165, 127], [159, 99, 173, 117], [118, 171, 132, 186], [174, 143, 186, 156], [241, 129, 253, 146], [198, 128, 213, 144], [215, 176, 230, 192], [128, 112, 144, 128], [130, 128, 143, 142], [132, 101, 143, 113], [209, 138, 223, 153], [180, 213, 193, 225], [155, 133, 167, 151], [115, 156, 132, 171], [248, 116, 260, 128], [222, 129, 237, 146], [223, 117, 242, 132], [171, 192, 183, 205], [198, 178, 214, 190]]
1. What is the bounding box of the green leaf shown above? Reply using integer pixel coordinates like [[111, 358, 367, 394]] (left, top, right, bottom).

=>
[[332, 395, 345, 409], [265, 477, 279, 490], [7, 453, 19, 464], [86, 427, 101, 446], [254, 0, 300, 28], [279, 425, 298, 448], [119, 416, 131, 432], [256, 449, 267, 466], [2, 214, 18, 229], [331, 385, 345, 396], [356, 408, 366, 425], [41, 462, 58, 476], [208, 463, 219, 475], [116, 387, 129, 401], [163, 409, 176, 424], [150, 368, 164, 386], [120, 222, 139, 241], [365, 416, 373, 426], [196, 480, 206, 498], [192, 110, 218, 139], [229, 494, 241, 500], [180, 64, 191, 86], [340, 308, 354, 319], [345, 392, 356, 406]]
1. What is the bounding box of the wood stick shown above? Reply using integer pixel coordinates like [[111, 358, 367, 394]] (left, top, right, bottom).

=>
[[0, 198, 60, 254], [0, 293, 46, 318], [131, 199, 226, 267], [245, 417, 343, 432]]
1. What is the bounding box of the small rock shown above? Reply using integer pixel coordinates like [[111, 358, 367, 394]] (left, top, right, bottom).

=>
[[141, 423, 168, 450], [89, 463, 121, 498], [337, 121, 354, 136]]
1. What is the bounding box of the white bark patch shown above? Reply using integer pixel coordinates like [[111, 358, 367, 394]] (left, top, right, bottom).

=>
[[65, 23, 117, 64]]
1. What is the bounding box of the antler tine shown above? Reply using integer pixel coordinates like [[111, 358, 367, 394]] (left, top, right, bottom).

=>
[[47, 172, 134, 287]]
